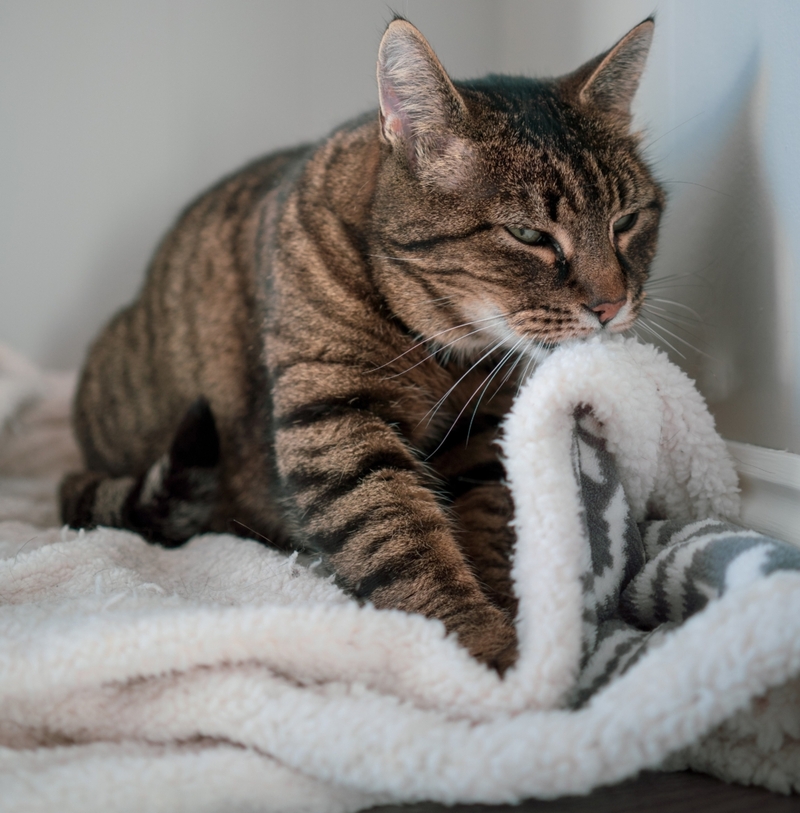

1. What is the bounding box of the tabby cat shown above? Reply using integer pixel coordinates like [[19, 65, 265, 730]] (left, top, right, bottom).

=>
[[61, 17, 664, 672]]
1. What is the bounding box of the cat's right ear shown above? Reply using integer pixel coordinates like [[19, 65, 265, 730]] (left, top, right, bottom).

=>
[[562, 17, 654, 128], [377, 18, 469, 173]]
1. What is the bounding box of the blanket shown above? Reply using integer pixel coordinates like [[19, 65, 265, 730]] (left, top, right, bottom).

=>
[[1, 337, 799, 812]]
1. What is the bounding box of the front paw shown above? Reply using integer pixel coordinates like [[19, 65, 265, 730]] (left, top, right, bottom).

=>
[[456, 607, 518, 675]]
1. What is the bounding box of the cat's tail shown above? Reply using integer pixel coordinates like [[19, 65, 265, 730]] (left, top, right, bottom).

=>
[[60, 398, 220, 546]]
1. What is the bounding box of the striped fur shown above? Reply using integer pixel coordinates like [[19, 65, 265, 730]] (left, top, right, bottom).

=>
[[62, 18, 664, 671]]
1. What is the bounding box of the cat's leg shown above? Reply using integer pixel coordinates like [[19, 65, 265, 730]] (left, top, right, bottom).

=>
[[452, 483, 517, 617], [273, 388, 516, 672], [431, 420, 518, 617], [60, 398, 220, 545]]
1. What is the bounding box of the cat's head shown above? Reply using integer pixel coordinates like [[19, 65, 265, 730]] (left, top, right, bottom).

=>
[[371, 17, 664, 359]]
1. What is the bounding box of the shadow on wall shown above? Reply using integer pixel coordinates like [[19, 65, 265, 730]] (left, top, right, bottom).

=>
[[643, 49, 798, 451]]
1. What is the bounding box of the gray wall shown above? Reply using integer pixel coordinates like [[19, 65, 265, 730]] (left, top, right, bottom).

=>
[[3, 1, 799, 453]]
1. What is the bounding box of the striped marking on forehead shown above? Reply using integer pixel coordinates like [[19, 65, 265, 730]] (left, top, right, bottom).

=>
[[523, 155, 600, 220], [544, 189, 561, 222], [538, 148, 633, 218]]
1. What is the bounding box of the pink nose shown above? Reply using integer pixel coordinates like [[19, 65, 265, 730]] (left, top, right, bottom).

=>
[[591, 299, 625, 325]]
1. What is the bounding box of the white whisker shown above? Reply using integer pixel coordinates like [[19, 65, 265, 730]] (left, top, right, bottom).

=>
[[641, 315, 715, 360], [383, 322, 501, 379], [636, 319, 687, 359], [646, 296, 703, 320], [371, 313, 509, 372], [497, 343, 528, 389], [640, 112, 704, 151], [644, 304, 707, 331], [421, 337, 509, 458], [516, 339, 545, 396], [645, 272, 711, 292], [464, 337, 527, 443], [367, 253, 418, 264]]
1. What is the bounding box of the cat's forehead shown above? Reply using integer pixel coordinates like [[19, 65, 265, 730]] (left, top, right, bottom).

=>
[[456, 78, 648, 214], [460, 76, 588, 147]]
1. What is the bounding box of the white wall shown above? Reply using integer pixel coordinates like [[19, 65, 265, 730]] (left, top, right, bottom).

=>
[[0, 0, 498, 370], [3, 1, 799, 453]]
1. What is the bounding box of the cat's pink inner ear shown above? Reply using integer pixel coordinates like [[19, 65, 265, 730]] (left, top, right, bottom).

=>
[[378, 78, 413, 145], [377, 19, 466, 166]]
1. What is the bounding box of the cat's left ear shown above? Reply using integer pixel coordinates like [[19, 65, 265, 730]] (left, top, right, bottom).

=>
[[563, 18, 654, 127], [377, 18, 470, 174]]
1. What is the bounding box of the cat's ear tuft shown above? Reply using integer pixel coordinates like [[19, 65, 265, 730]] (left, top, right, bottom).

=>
[[377, 19, 467, 169], [566, 18, 654, 126]]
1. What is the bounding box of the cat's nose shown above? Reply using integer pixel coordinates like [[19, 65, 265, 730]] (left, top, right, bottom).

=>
[[591, 299, 625, 325]]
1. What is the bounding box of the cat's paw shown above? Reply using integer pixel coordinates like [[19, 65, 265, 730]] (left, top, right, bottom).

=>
[[456, 607, 518, 675]]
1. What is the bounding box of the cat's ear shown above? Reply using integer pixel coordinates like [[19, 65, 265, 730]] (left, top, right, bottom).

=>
[[563, 18, 654, 126], [377, 18, 469, 171]]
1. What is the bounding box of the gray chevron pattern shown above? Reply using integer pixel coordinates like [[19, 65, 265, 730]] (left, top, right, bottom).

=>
[[568, 413, 800, 707]]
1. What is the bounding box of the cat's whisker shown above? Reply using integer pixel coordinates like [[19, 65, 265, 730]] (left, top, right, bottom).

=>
[[497, 344, 527, 390], [636, 319, 687, 359], [515, 339, 546, 397], [500, 339, 536, 387], [421, 294, 458, 306], [640, 111, 705, 152], [459, 359, 509, 449], [644, 310, 707, 337], [644, 303, 706, 330], [424, 337, 509, 425], [661, 180, 733, 198], [371, 314, 509, 372], [643, 312, 707, 339], [644, 313, 709, 348], [383, 322, 502, 379], [464, 337, 527, 444], [641, 314, 715, 360], [645, 297, 704, 320], [645, 271, 712, 291], [630, 325, 645, 345], [421, 337, 509, 456]]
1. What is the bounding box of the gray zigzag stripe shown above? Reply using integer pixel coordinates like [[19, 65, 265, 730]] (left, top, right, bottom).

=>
[[569, 409, 800, 706]]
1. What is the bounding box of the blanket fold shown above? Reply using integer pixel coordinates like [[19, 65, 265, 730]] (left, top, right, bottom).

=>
[[1, 335, 798, 812]]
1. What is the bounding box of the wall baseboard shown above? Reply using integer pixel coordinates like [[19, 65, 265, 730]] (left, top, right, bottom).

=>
[[726, 440, 800, 548]]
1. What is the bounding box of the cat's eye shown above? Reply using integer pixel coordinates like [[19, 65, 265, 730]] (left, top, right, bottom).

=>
[[507, 226, 547, 246], [613, 212, 638, 234]]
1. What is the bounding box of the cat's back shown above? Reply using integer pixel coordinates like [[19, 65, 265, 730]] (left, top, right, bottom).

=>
[[73, 140, 317, 475]]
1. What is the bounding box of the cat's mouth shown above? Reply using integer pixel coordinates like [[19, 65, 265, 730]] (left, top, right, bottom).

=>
[[476, 301, 638, 347], [429, 295, 643, 370]]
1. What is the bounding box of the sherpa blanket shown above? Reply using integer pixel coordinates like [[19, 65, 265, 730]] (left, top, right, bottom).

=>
[[1, 337, 799, 812]]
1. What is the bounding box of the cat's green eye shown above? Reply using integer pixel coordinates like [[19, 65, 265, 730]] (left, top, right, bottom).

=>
[[613, 212, 638, 234], [507, 226, 546, 245]]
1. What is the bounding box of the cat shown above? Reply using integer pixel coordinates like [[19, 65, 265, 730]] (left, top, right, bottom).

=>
[[60, 17, 664, 672]]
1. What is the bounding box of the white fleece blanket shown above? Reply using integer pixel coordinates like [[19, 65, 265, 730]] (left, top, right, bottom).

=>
[[1, 337, 799, 812]]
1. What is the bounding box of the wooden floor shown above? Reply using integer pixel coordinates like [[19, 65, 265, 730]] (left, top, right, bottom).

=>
[[368, 771, 798, 813]]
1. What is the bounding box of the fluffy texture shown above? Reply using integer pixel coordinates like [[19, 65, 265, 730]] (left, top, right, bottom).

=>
[[1, 336, 799, 812]]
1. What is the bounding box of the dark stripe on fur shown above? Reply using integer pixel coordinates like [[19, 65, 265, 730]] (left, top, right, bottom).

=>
[[285, 447, 418, 500], [429, 411, 502, 455], [387, 223, 494, 252], [306, 510, 377, 554], [352, 561, 405, 600], [616, 250, 634, 281], [447, 460, 507, 500], [276, 396, 377, 429]]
